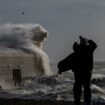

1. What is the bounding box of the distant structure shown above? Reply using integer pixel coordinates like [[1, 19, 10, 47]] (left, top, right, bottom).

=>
[[0, 53, 38, 81], [0, 24, 52, 76]]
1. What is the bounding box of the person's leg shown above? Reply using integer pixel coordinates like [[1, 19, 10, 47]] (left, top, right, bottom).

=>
[[83, 72, 92, 105], [73, 72, 82, 105]]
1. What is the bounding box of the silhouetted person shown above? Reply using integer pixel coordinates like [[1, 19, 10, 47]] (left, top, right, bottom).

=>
[[57, 36, 97, 105], [72, 36, 97, 105]]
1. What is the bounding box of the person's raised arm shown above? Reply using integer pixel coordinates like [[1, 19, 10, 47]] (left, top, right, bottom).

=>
[[88, 39, 97, 51]]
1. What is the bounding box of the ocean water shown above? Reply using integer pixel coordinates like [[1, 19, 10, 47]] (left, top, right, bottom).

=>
[[0, 62, 105, 103]]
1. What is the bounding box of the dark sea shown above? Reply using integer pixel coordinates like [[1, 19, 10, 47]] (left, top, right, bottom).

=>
[[0, 61, 105, 103]]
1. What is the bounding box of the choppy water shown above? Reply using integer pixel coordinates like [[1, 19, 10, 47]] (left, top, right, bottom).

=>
[[0, 62, 105, 103]]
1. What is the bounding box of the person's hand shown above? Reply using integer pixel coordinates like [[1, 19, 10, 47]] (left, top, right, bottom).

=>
[[79, 35, 86, 41], [79, 36, 87, 45], [79, 35, 83, 40]]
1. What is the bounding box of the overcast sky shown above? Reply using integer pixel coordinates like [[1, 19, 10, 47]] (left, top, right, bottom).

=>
[[0, 0, 105, 62]]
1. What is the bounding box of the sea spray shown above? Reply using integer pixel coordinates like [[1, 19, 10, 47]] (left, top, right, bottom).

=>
[[0, 23, 52, 76]]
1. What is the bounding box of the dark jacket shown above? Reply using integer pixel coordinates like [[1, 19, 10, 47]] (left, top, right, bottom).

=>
[[74, 40, 97, 72]]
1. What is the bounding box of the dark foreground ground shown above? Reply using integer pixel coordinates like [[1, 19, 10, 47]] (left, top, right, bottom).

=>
[[0, 98, 105, 105]]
